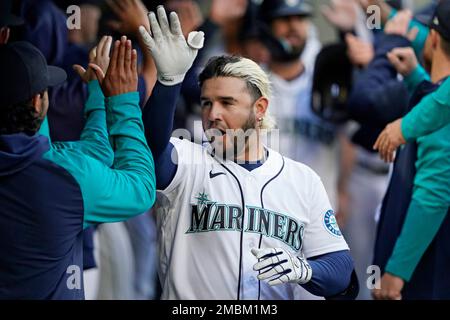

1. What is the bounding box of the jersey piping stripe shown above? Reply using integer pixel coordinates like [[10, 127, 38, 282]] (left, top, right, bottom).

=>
[[257, 157, 285, 300], [219, 163, 246, 301]]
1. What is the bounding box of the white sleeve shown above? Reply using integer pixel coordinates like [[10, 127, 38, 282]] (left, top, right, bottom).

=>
[[302, 172, 349, 259]]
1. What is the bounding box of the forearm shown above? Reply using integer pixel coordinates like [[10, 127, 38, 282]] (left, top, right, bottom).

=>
[[50, 81, 114, 167], [301, 250, 354, 297], [107, 92, 154, 175], [385, 199, 448, 281], [79, 80, 113, 166], [79, 91, 156, 227], [402, 78, 450, 140], [143, 81, 181, 158], [142, 81, 181, 190], [138, 36, 157, 99]]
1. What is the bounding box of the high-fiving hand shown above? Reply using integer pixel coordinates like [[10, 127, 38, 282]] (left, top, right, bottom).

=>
[[251, 248, 312, 286], [90, 36, 138, 97], [73, 35, 113, 83], [138, 5, 204, 86]]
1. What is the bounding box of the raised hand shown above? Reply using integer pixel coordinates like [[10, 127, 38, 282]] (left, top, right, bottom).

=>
[[384, 10, 412, 37], [166, 0, 204, 38], [209, 0, 248, 26], [91, 36, 138, 97], [106, 0, 150, 35], [138, 6, 204, 86], [73, 35, 113, 83], [321, 0, 359, 32], [346, 33, 374, 67]]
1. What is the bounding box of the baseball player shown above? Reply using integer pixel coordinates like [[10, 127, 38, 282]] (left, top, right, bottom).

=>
[[371, 0, 450, 299], [138, 6, 357, 300], [0, 37, 155, 299]]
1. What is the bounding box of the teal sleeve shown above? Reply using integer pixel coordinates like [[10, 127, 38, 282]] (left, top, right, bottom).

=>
[[403, 65, 430, 93], [402, 77, 450, 141], [385, 125, 450, 281], [385, 9, 429, 57], [385, 200, 448, 281], [38, 116, 51, 142], [408, 19, 429, 58], [51, 80, 114, 167], [43, 92, 156, 229]]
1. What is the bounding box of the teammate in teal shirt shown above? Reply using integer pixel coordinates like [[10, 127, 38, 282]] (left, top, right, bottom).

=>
[[373, 2, 450, 298]]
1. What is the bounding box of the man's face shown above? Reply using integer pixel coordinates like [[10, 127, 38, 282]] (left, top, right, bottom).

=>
[[201, 77, 258, 160], [271, 15, 309, 56]]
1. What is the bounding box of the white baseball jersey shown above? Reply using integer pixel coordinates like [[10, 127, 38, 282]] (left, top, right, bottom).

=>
[[154, 137, 349, 300]]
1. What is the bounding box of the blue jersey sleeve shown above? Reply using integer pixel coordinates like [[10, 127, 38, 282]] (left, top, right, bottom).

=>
[[301, 250, 355, 298], [142, 81, 182, 190]]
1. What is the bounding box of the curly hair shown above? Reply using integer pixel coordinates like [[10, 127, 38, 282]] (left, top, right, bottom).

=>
[[0, 92, 45, 135]]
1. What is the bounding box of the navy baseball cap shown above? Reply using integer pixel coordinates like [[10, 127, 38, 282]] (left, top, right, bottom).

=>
[[0, 42, 66, 107], [260, 0, 313, 21], [0, 0, 24, 27], [429, 0, 450, 42]]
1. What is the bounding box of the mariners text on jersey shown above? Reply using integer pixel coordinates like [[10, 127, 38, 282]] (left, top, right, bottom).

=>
[[187, 194, 305, 251]]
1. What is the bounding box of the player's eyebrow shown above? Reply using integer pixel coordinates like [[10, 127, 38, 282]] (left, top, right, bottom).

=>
[[200, 96, 238, 102]]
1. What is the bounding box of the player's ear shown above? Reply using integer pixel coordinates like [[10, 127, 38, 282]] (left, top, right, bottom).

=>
[[431, 29, 439, 50], [254, 96, 269, 121], [31, 93, 43, 114]]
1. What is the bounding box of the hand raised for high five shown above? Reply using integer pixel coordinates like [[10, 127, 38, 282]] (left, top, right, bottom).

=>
[[90, 36, 138, 97], [73, 35, 113, 83], [106, 0, 150, 35], [138, 6, 204, 86]]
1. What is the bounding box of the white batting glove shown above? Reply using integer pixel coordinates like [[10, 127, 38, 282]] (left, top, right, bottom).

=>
[[251, 247, 312, 286], [138, 5, 204, 86]]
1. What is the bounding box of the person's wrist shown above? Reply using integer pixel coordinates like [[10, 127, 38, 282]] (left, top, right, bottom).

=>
[[296, 256, 313, 284], [157, 73, 186, 86]]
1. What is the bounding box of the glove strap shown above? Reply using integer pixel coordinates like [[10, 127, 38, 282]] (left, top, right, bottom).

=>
[[296, 257, 313, 284], [158, 73, 186, 86]]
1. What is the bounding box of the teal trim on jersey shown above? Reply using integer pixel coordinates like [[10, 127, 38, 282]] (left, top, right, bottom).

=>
[[38, 117, 50, 141], [386, 9, 429, 57], [402, 77, 450, 141], [386, 124, 450, 281], [43, 90, 156, 229], [403, 65, 430, 94]]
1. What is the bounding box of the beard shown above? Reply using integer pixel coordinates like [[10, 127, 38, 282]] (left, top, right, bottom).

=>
[[207, 111, 258, 162], [271, 36, 306, 63]]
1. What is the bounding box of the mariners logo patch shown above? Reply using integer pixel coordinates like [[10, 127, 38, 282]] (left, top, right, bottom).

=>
[[323, 210, 342, 237]]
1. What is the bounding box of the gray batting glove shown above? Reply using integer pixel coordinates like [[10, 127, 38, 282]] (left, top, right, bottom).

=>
[[138, 5, 204, 86], [251, 247, 313, 286]]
